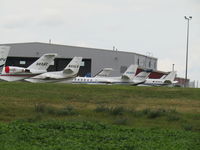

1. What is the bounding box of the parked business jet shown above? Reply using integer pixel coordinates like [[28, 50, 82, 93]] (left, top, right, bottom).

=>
[[140, 71, 177, 86], [25, 57, 82, 83], [0, 53, 57, 81], [0, 46, 10, 74], [72, 64, 151, 85]]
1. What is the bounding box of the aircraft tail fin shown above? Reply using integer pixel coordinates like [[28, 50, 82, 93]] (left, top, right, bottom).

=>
[[94, 68, 113, 77], [27, 53, 57, 71], [164, 71, 177, 82], [121, 64, 138, 80], [63, 57, 82, 75], [0, 46, 10, 73]]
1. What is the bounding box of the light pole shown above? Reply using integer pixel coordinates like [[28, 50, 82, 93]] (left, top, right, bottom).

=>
[[184, 16, 192, 87]]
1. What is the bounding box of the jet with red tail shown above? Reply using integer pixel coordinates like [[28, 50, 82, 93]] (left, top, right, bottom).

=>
[[0, 53, 57, 81]]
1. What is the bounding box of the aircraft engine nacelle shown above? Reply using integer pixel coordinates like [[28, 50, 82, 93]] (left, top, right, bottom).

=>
[[4, 66, 30, 74], [164, 80, 172, 84]]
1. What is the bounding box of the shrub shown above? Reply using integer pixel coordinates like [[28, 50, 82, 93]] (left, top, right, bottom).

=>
[[147, 111, 161, 119], [94, 105, 109, 113], [113, 117, 128, 125], [141, 108, 151, 115], [146, 109, 166, 119], [26, 114, 43, 122], [34, 103, 46, 113], [110, 106, 125, 116], [168, 109, 177, 114], [182, 124, 193, 131], [140, 108, 177, 119], [45, 106, 56, 115], [34, 103, 56, 114], [167, 115, 180, 121], [94, 105, 126, 116], [56, 105, 78, 116]]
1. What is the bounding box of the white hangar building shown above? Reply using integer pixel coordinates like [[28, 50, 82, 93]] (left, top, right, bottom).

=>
[[0, 42, 157, 77]]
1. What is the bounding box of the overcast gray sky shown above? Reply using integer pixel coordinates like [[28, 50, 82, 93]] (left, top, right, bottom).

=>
[[1, 0, 200, 84]]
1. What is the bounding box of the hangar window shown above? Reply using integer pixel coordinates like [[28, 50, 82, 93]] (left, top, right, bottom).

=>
[[137, 59, 139, 65], [120, 66, 127, 73], [149, 61, 151, 68], [20, 61, 26, 65], [81, 61, 85, 67]]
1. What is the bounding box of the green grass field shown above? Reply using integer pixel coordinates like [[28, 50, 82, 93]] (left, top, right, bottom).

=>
[[0, 82, 199, 149]]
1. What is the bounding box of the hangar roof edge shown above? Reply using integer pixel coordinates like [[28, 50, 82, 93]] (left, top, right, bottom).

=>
[[0, 42, 157, 60]]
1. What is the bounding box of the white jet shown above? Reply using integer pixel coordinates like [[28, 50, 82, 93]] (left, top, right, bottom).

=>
[[25, 56, 83, 83], [72, 64, 151, 85], [0, 53, 57, 81], [140, 71, 177, 86], [59, 67, 113, 84], [0, 46, 10, 74]]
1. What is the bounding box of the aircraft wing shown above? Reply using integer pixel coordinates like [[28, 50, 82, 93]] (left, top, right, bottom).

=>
[[131, 80, 146, 86], [94, 68, 113, 77], [32, 73, 64, 80], [121, 75, 130, 80]]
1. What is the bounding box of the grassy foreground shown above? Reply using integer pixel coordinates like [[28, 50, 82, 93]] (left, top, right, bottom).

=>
[[0, 82, 199, 149], [0, 120, 199, 150]]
